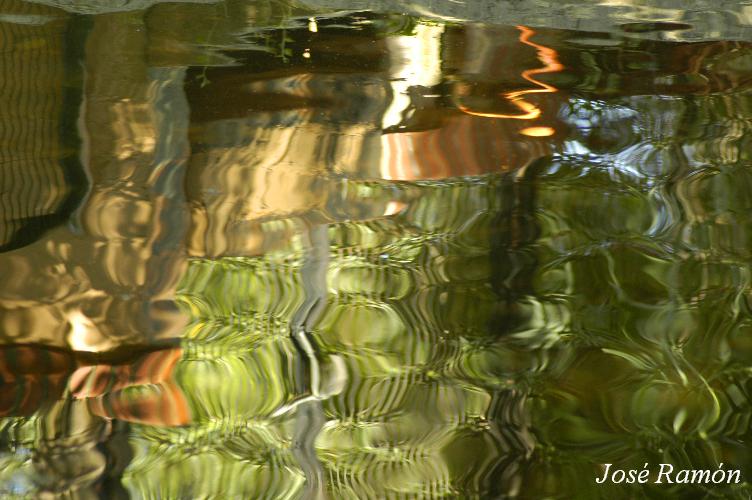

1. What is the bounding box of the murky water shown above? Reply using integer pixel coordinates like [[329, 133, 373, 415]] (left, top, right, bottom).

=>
[[1, 0, 752, 498]]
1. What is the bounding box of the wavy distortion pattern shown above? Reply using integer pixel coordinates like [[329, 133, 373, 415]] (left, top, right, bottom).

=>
[[0, 4, 751, 499]]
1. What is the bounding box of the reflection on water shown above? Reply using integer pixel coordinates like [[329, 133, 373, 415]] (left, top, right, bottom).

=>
[[1, 0, 752, 497], [453, 25, 563, 121]]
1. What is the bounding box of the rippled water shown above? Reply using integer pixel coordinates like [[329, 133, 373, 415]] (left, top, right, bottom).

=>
[[1, 0, 752, 498]]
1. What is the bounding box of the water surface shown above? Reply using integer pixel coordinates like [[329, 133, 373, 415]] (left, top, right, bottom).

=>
[[1, 0, 752, 498]]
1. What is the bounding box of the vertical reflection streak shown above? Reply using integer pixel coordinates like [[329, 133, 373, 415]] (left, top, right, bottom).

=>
[[290, 222, 330, 499]]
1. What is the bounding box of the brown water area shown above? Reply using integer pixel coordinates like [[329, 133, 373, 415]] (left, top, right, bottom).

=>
[[1, 0, 752, 497]]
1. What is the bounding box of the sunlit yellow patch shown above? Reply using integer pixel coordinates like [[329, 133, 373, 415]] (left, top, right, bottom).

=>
[[520, 126, 555, 137]]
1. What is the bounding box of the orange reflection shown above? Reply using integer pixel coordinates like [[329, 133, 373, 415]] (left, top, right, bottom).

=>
[[70, 348, 190, 426], [456, 25, 563, 120], [0, 344, 190, 426]]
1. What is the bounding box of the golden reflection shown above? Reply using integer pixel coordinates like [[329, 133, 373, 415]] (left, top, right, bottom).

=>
[[520, 125, 556, 137], [455, 25, 563, 121]]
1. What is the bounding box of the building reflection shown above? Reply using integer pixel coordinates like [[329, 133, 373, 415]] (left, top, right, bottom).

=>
[[0, 10, 570, 352]]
